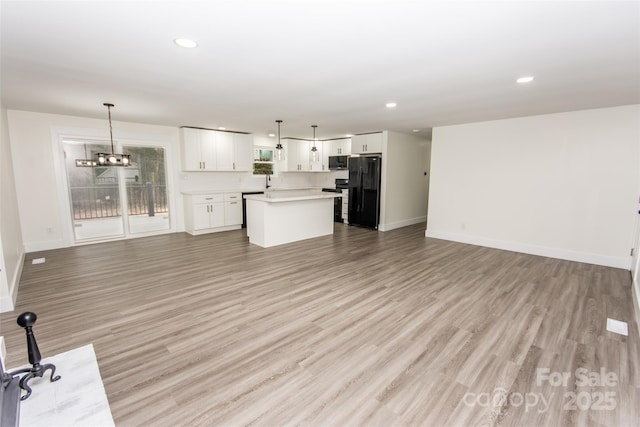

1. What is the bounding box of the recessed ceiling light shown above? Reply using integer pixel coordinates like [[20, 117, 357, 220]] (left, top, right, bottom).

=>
[[218, 127, 226, 130], [268, 132, 276, 137], [516, 76, 534, 83], [386, 102, 397, 108], [174, 38, 198, 48], [412, 129, 421, 133], [345, 134, 354, 137]]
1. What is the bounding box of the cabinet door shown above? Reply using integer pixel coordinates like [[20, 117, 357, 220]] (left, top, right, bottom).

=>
[[200, 130, 217, 170], [233, 134, 252, 171], [339, 139, 352, 155], [286, 139, 300, 171], [352, 133, 382, 154], [297, 141, 312, 171], [193, 203, 212, 230], [365, 133, 383, 152], [181, 128, 203, 171], [351, 134, 367, 154], [224, 201, 243, 225], [215, 131, 235, 171], [210, 202, 225, 228], [321, 140, 332, 171], [309, 140, 323, 171]]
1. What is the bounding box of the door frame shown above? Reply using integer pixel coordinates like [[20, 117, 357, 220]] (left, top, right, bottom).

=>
[[52, 126, 178, 247]]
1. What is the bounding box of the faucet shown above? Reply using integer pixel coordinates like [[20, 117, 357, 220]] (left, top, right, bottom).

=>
[[265, 175, 271, 189]]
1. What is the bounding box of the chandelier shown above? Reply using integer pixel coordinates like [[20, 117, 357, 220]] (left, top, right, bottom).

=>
[[76, 103, 130, 167]]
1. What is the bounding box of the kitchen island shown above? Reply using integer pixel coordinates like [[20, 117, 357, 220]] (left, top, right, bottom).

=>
[[244, 190, 341, 248]]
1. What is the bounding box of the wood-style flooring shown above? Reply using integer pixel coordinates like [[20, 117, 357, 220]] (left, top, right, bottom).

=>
[[1, 223, 639, 426]]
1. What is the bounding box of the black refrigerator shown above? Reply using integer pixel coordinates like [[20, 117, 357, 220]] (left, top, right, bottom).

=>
[[348, 156, 382, 230]]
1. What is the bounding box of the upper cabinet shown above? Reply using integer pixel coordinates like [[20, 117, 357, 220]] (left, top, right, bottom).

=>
[[285, 139, 311, 172], [181, 127, 252, 172], [284, 138, 325, 172], [328, 138, 352, 156], [181, 127, 216, 170], [233, 133, 253, 172], [352, 132, 382, 154]]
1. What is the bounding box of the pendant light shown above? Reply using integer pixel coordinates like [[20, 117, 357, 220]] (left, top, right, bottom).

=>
[[96, 103, 130, 167], [310, 125, 320, 162], [274, 119, 285, 161], [75, 143, 98, 167]]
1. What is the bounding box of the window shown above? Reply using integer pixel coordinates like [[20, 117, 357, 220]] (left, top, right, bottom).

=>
[[253, 147, 274, 175]]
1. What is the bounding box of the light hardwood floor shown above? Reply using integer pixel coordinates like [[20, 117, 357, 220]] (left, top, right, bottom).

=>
[[1, 223, 639, 426]]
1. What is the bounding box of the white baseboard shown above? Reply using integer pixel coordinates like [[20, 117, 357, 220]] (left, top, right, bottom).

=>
[[0, 250, 24, 313], [425, 229, 629, 269], [379, 216, 426, 232], [24, 239, 68, 253], [633, 278, 640, 339]]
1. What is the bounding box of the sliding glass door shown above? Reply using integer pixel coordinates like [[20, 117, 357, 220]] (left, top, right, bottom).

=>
[[63, 139, 170, 243], [122, 146, 170, 234]]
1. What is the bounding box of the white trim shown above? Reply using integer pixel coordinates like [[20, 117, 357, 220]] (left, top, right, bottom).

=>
[[0, 250, 24, 313], [379, 216, 426, 232], [50, 126, 178, 247], [634, 276, 640, 339], [425, 229, 629, 269]]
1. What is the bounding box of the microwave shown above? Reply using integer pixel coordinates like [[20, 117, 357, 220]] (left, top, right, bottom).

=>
[[328, 155, 349, 170]]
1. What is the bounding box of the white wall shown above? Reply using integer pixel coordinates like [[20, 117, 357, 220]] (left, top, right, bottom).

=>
[[0, 105, 24, 312], [8, 110, 181, 251], [7, 111, 340, 252], [380, 131, 430, 231], [427, 105, 640, 269]]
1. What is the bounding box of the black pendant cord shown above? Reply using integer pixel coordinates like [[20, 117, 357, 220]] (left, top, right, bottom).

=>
[[104, 102, 115, 154], [7, 312, 61, 400]]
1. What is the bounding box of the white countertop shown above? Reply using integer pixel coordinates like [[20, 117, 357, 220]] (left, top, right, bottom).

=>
[[243, 190, 341, 203], [181, 187, 321, 195]]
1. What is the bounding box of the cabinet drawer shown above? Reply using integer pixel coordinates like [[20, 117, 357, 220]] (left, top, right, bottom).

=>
[[192, 194, 223, 204], [224, 193, 242, 201]]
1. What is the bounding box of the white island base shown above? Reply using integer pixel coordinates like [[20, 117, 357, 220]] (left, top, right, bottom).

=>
[[244, 191, 340, 248]]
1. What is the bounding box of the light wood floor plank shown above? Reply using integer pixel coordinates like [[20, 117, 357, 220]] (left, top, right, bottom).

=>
[[1, 223, 638, 426]]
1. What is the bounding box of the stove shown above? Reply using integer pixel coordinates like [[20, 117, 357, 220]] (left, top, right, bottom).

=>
[[322, 179, 349, 223]]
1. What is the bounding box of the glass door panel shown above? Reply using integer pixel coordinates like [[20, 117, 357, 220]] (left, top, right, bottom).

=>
[[63, 140, 125, 241], [122, 146, 170, 234]]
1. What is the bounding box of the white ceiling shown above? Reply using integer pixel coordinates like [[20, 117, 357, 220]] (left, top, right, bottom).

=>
[[1, 1, 639, 139]]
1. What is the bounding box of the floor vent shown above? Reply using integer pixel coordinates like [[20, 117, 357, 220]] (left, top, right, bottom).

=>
[[606, 318, 628, 336]]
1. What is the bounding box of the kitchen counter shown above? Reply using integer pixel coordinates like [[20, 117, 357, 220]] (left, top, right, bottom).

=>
[[243, 190, 340, 203], [244, 190, 341, 248]]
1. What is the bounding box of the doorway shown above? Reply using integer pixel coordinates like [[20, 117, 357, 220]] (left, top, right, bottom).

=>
[[63, 139, 170, 243]]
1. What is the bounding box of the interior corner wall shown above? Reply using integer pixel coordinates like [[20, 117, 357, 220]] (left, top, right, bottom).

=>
[[426, 104, 640, 269], [0, 105, 24, 312], [380, 131, 430, 231]]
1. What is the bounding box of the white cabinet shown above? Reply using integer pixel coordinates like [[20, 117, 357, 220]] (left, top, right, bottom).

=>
[[188, 194, 224, 231], [215, 131, 235, 171], [224, 193, 243, 225], [341, 189, 349, 223], [285, 139, 325, 172], [181, 128, 217, 170], [352, 133, 383, 154], [184, 192, 243, 235], [329, 138, 351, 156], [286, 139, 310, 172], [181, 128, 253, 171], [233, 134, 252, 172]]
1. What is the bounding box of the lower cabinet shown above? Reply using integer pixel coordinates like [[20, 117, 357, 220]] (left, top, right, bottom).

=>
[[184, 192, 243, 235]]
